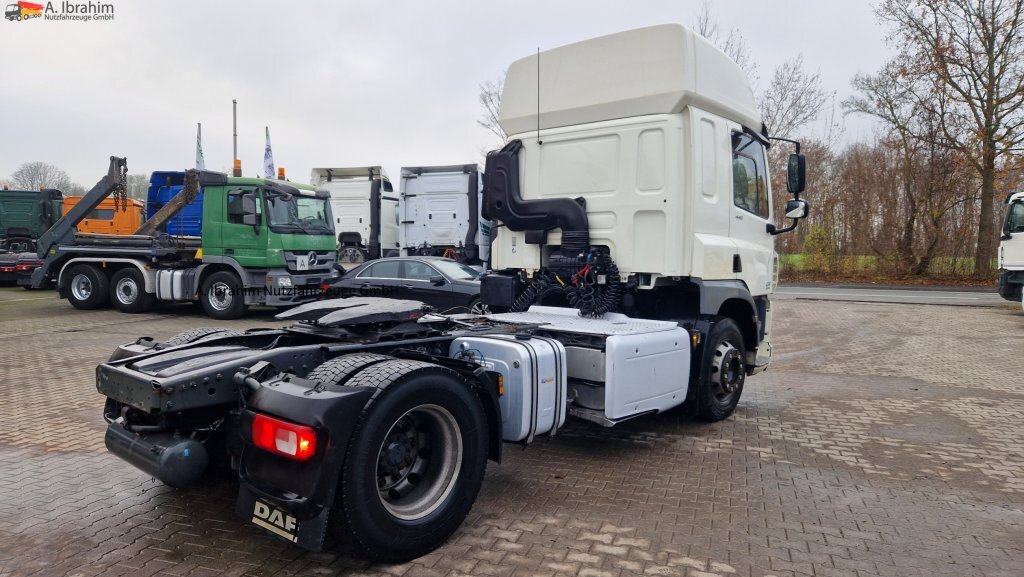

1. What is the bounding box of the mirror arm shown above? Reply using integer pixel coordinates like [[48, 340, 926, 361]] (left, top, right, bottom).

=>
[[768, 220, 799, 236], [768, 136, 801, 154]]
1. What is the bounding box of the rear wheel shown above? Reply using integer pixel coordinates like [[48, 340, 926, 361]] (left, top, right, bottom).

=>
[[110, 268, 155, 313], [330, 361, 488, 561], [695, 317, 746, 422], [65, 264, 110, 310], [201, 271, 247, 320]]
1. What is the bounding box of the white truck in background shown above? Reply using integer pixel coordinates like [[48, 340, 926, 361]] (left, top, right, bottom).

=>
[[310, 167, 400, 264], [399, 164, 491, 268], [999, 191, 1024, 310]]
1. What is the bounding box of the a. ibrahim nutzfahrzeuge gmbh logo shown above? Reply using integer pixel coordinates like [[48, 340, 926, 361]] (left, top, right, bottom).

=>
[[5, 1, 114, 22]]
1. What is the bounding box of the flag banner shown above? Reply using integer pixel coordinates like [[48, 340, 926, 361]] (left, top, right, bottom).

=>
[[264, 127, 275, 179], [196, 124, 206, 170]]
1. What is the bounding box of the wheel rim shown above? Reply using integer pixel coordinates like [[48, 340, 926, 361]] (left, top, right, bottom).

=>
[[470, 301, 490, 315], [70, 273, 92, 301], [375, 404, 462, 521], [208, 281, 234, 311], [709, 340, 743, 402], [115, 277, 138, 305]]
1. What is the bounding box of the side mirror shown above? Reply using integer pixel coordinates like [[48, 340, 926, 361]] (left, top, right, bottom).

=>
[[785, 198, 809, 220], [787, 153, 806, 194], [242, 213, 260, 226], [241, 193, 258, 214], [430, 275, 446, 286]]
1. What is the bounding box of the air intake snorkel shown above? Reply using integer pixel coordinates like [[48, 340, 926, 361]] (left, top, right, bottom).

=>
[[482, 140, 590, 257]]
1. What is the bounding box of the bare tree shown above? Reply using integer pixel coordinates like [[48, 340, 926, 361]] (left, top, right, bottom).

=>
[[126, 174, 149, 201], [63, 182, 87, 196], [693, 0, 759, 85], [877, 0, 1024, 277], [477, 74, 506, 145], [760, 55, 829, 140], [10, 161, 72, 191]]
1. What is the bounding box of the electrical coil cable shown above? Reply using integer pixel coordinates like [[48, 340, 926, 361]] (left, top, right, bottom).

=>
[[515, 254, 624, 317]]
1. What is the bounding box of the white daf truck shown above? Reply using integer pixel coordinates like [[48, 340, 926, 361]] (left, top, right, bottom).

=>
[[310, 166, 400, 264], [999, 191, 1024, 310], [399, 164, 491, 267], [98, 24, 809, 562]]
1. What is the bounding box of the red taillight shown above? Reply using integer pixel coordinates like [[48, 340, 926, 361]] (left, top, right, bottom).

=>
[[251, 414, 317, 461], [0, 267, 13, 272], [15, 262, 42, 271]]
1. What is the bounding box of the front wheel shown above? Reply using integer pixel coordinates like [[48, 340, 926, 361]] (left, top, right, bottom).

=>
[[695, 317, 746, 422], [200, 271, 248, 320], [331, 360, 488, 561]]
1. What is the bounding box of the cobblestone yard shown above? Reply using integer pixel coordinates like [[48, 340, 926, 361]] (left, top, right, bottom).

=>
[[0, 288, 1021, 577]]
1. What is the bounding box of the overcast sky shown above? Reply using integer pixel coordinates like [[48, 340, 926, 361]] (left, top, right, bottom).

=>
[[0, 0, 895, 188]]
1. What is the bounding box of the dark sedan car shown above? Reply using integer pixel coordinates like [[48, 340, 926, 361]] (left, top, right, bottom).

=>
[[331, 256, 487, 313]]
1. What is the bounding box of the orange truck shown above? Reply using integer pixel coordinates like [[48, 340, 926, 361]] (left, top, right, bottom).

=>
[[63, 197, 146, 235]]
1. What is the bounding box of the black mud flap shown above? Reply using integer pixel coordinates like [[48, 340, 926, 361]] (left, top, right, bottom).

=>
[[236, 484, 331, 551]]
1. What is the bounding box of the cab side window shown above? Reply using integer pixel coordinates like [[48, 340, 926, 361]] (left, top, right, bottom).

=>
[[1008, 202, 1024, 234], [732, 133, 769, 220]]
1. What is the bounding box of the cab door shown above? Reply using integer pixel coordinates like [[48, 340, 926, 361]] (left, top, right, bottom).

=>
[[222, 187, 268, 268], [727, 126, 774, 296], [1002, 200, 1024, 269]]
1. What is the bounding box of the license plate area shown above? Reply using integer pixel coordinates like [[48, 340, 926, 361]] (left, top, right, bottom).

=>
[[251, 499, 298, 542]]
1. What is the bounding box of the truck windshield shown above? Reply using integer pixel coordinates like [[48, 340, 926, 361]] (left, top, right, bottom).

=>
[[265, 193, 333, 235]]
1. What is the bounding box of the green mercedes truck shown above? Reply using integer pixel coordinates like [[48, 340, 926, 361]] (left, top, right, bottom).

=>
[[30, 159, 340, 318]]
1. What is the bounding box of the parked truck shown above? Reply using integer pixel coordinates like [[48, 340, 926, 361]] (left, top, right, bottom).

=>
[[30, 161, 340, 318], [96, 24, 808, 562], [999, 191, 1024, 310], [310, 166, 400, 265], [0, 187, 62, 283], [12, 196, 147, 286], [399, 164, 490, 268]]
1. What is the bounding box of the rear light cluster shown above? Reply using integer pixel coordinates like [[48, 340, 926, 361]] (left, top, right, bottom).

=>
[[16, 261, 43, 272], [251, 413, 317, 461]]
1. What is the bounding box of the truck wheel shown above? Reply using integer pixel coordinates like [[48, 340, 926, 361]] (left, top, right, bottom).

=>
[[164, 327, 243, 346], [306, 353, 391, 386], [696, 317, 746, 422], [65, 264, 110, 310], [331, 361, 488, 561], [110, 268, 155, 313], [200, 271, 248, 320]]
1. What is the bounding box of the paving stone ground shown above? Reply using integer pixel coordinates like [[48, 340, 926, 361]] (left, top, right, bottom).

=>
[[0, 288, 1021, 577]]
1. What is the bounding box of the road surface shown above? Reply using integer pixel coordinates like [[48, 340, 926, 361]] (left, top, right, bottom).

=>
[[775, 284, 1008, 307]]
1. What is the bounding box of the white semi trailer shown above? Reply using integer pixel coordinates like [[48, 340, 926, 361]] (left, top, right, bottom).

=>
[[310, 166, 400, 264], [999, 191, 1024, 310], [398, 164, 490, 267], [98, 24, 809, 562]]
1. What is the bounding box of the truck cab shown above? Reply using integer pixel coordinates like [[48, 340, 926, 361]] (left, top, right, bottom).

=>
[[64, 196, 146, 235], [310, 167, 399, 265], [399, 164, 490, 268], [484, 23, 807, 379], [999, 191, 1024, 309]]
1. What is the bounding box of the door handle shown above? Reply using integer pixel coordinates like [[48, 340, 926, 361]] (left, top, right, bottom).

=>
[[224, 248, 234, 255], [735, 214, 744, 220], [403, 284, 415, 289]]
